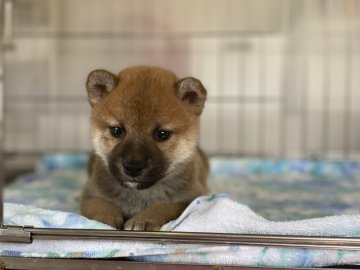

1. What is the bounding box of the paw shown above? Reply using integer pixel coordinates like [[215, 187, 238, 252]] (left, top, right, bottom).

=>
[[90, 214, 124, 229], [124, 218, 161, 231]]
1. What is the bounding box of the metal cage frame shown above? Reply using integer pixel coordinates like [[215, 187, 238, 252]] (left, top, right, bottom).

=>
[[1, 0, 360, 269]]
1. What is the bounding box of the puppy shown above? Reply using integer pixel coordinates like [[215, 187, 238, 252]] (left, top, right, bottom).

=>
[[81, 66, 208, 230]]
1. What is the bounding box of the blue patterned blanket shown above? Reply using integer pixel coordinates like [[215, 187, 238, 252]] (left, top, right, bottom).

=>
[[5, 154, 360, 220]]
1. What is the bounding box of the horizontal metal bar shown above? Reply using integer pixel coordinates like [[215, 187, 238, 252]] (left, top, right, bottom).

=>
[[2, 30, 360, 39], [7, 30, 281, 39], [207, 96, 280, 104], [19, 228, 360, 251], [4, 95, 280, 104]]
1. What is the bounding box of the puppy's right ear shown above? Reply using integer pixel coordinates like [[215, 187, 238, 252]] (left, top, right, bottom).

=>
[[86, 69, 118, 106]]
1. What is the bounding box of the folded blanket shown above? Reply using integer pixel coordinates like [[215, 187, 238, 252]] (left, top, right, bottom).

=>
[[2, 194, 360, 268], [4, 203, 112, 229], [163, 194, 360, 236]]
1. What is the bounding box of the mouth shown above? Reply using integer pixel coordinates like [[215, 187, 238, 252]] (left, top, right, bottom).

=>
[[123, 179, 156, 190], [108, 165, 157, 190], [107, 159, 164, 190]]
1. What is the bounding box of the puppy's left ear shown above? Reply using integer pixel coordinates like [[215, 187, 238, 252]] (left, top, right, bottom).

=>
[[176, 77, 207, 115]]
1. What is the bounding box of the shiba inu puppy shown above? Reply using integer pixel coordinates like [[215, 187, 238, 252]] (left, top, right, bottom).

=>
[[81, 66, 208, 230]]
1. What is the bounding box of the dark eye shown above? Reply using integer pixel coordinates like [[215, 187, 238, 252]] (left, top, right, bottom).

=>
[[110, 126, 125, 138], [154, 129, 172, 142]]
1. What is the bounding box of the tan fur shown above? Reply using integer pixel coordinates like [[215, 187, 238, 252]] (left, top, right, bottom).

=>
[[81, 66, 208, 230]]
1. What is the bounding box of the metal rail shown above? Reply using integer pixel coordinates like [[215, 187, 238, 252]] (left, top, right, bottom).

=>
[[2, 227, 360, 252]]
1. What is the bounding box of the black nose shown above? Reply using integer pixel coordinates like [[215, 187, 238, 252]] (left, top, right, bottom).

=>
[[123, 160, 146, 177]]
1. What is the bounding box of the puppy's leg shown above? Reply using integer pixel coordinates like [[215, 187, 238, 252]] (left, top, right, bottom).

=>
[[124, 202, 188, 231], [81, 196, 124, 229]]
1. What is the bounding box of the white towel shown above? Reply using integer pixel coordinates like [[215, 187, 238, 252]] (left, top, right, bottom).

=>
[[163, 194, 360, 236]]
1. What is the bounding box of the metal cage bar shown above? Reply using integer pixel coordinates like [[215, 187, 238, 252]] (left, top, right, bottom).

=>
[[1, 1, 360, 269]]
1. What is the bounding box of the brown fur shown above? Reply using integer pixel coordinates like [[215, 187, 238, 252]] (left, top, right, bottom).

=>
[[81, 66, 208, 230]]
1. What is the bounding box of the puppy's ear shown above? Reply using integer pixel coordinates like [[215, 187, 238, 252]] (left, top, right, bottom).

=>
[[86, 69, 118, 106], [176, 77, 207, 115]]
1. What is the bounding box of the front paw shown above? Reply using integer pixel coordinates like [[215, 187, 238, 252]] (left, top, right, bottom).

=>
[[124, 217, 161, 231], [90, 214, 124, 229]]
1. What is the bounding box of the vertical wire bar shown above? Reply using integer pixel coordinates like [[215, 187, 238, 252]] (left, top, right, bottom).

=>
[[217, 47, 225, 155], [342, 0, 353, 160], [2, 0, 13, 46], [219, 0, 228, 155], [47, 1, 60, 154], [51, 30, 60, 153], [300, 1, 309, 159], [0, 79, 3, 227], [33, 44, 39, 153], [73, 114, 78, 152], [355, 0, 360, 159], [279, 1, 291, 159], [33, 105, 38, 153], [0, 0, 8, 227], [52, 82, 59, 153], [278, 56, 287, 158], [0, 42, 4, 228], [237, 48, 246, 156], [200, 42, 206, 148], [197, 38, 206, 151], [257, 39, 267, 158], [301, 54, 309, 159], [321, 0, 331, 160], [214, 0, 226, 154]]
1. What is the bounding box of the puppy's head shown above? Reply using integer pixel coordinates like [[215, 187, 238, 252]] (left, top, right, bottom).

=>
[[86, 66, 207, 189]]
